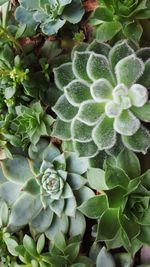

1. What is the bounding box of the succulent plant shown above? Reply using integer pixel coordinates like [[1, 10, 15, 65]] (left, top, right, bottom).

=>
[[0, 139, 94, 239], [79, 149, 150, 255], [52, 40, 150, 158], [89, 0, 150, 42], [15, 0, 85, 36]]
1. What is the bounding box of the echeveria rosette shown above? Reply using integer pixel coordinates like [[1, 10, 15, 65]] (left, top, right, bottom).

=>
[[89, 0, 150, 42], [79, 149, 150, 255], [0, 139, 94, 239], [15, 0, 84, 36], [9, 101, 54, 149], [52, 40, 150, 158]]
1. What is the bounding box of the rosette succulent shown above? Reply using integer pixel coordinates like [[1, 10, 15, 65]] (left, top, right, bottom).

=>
[[0, 139, 94, 239], [15, 0, 84, 36], [79, 149, 150, 255], [90, 0, 150, 42], [52, 40, 150, 158]]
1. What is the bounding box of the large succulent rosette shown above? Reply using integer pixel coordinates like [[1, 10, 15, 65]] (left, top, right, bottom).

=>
[[0, 139, 94, 239], [52, 40, 150, 158], [79, 149, 150, 254]]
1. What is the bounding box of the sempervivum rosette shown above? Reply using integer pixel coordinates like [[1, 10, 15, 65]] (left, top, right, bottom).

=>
[[0, 139, 94, 239], [52, 40, 150, 158]]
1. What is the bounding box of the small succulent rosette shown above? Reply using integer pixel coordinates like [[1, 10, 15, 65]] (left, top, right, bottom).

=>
[[52, 40, 150, 158], [15, 0, 84, 36], [79, 149, 150, 256], [0, 139, 94, 239], [89, 0, 150, 42]]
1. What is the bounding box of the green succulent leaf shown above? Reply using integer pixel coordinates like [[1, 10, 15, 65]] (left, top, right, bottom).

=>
[[96, 21, 122, 42]]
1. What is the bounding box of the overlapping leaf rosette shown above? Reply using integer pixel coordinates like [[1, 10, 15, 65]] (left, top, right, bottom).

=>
[[79, 149, 150, 255], [15, 0, 84, 36], [0, 139, 94, 239], [52, 40, 150, 158]]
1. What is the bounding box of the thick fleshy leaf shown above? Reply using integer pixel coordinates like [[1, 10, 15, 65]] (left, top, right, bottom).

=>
[[71, 43, 89, 59], [53, 95, 78, 122], [115, 55, 144, 87], [97, 208, 120, 240], [105, 165, 129, 189], [66, 152, 88, 175], [62, 0, 84, 24], [1, 155, 33, 184], [91, 79, 113, 102], [50, 199, 65, 217], [120, 214, 140, 241], [138, 59, 150, 88], [93, 6, 113, 21], [67, 173, 86, 190], [78, 100, 104, 125], [52, 119, 71, 140], [96, 21, 122, 42], [87, 40, 111, 57], [122, 126, 150, 153], [65, 196, 76, 217], [106, 186, 126, 208], [65, 80, 92, 106], [0, 167, 7, 184], [138, 226, 150, 245], [0, 182, 21, 206], [117, 149, 141, 178], [62, 183, 73, 199], [8, 194, 42, 230], [109, 40, 135, 72], [30, 207, 53, 233], [131, 102, 150, 122], [41, 19, 66, 35], [87, 168, 108, 191], [73, 52, 91, 82], [136, 48, 150, 62], [78, 195, 108, 219], [96, 247, 116, 267], [114, 110, 140, 136], [22, 178, 40, 195], [87, 53, 114, 83], [45, 214, 69, 240], [129, 84, 148, 107], [75, 186, 95, 206], [69, 211, 86, 237], [93, 116, 116, 149], [74, 140, 98, 158], [123, 22, 142, 42], [71, 119, 93, 142], [54, 63, 75, 91]]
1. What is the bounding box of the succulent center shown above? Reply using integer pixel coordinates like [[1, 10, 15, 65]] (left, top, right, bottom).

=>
[[42, 169, 64, 194]]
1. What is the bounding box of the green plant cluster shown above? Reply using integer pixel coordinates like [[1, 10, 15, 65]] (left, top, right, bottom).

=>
[[0, 0, 150, 266]]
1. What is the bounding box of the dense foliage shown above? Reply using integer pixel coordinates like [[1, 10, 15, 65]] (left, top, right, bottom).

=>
[[0, 0, 150, 266]]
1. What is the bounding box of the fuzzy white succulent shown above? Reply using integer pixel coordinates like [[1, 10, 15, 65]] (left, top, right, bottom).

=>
[[52, 40, 150, 158]]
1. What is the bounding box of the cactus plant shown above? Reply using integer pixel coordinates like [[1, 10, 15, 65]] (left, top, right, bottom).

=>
[[52, 40, 150, 158], [15, 0, 85, 36]]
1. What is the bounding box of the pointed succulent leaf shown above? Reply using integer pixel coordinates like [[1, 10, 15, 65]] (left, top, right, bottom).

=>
[[87, 53, 114, 83], [75, 186, 95, 206], [0, 182, 21, 206], [122, 126, 150, 153], [22, 178, 40, 195], [64, 196, 76, 217], [74, 140, 98, 158], [123, 22, 143, 42], [115, 55, 144, 87], [138, 59, 150, 87], [73, 52, 92, 82], [37, 234, 45, 254], [96, 21, 122, 42], [62, 0, 85, 24], [96, 247, 116, 267], [4, 237, 19, 257], [45, 214, 69, 240], [91, 79, 113, 102], [54, 231, 66, 252], [87, 41, 111, 57], [67, 173, 87, 190], [54, 63, 75, 91], [69, 211, 86, 236], [53, 95, 78, 122], [105, 165, 129, 189], [109, 40, 135, 72], [78, 101, 105, 126], [97, 208, 120, 240], [131, 102, 150, 122], [23, 234, 38, 258], [0, 201, 9, 226], [117, 149, 141, 178], [50, 199, 64, 217], [65, 80, 92, 106], [78, 195, 108, 219], [93, 116, 116, 149], [71, 119, 93, 142], [66, 152, 88, 174], [87, 168, 108, 191], [52, 119, 71, 140]]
